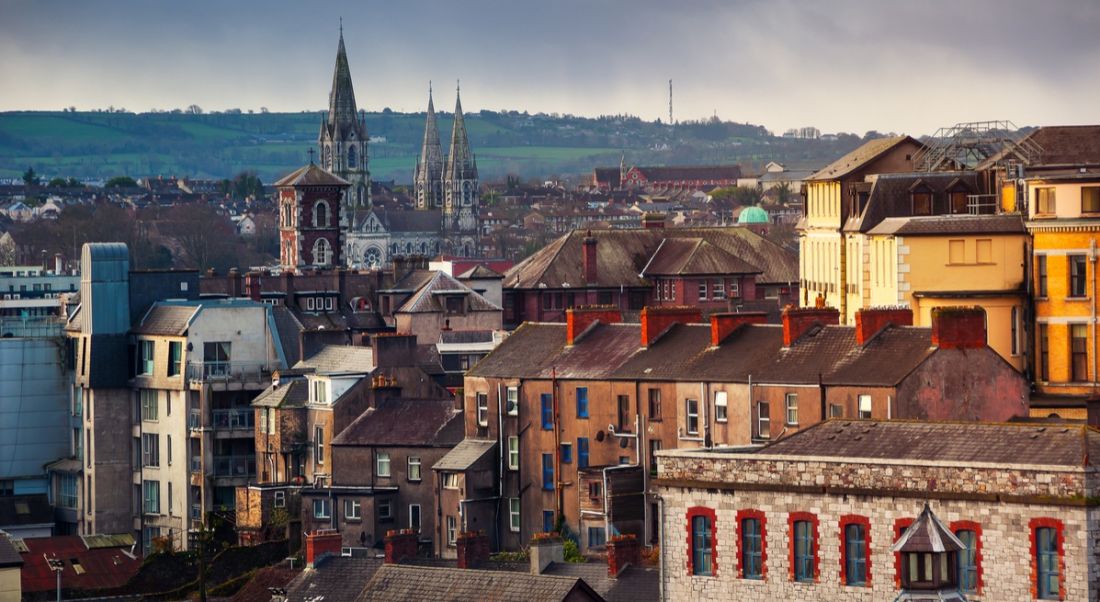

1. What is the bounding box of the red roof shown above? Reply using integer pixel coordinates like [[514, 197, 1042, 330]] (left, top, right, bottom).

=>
[[20, 535, 141, 593]]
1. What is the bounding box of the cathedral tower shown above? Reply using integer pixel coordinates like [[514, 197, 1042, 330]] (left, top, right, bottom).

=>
[[443, 84, 479, 256], [318, 29, 370, 209], [414, 85, 444, 210], [276, 163, 350, 272]]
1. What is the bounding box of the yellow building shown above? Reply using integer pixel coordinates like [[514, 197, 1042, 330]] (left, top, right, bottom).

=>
[[799, 136, 922, 322]]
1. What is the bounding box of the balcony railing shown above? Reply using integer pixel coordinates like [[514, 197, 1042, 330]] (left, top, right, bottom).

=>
[[211, 409, 254, 430], [191, 456, 202, 472], [186, 361, 276, 384], [189, 410, 202, 430], [213, 455, 256, 478], [191, 504, 202, 521]]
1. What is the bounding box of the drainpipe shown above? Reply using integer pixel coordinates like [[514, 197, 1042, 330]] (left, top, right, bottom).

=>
[[699, 382, 708, 448], [657, 494, 666, 602], [1092, 239, 1097, 391], [551, 367, 562, 523], [496, 382, 504, 551]]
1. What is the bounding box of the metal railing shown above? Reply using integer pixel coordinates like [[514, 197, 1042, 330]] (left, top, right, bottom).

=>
[[211, 408, 254, 430], [188, 410, 202, 430], [213, 455, 256, 478], [190, 456, 202, 472], [966, 194, 998, 215], [186, 361, 276, 384]]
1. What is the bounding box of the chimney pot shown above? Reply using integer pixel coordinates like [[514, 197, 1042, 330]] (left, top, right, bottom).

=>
[[781, 305, 840, 346], [710, 311, 768, 346], [456, 531, 490, 569], [607, 534, 641, 578], [640, 306, 702, 347], [304, 529, 342, 568], [383, 529, 419, 564], [566, 306, 623, 345], [854, 307, 913, 345]]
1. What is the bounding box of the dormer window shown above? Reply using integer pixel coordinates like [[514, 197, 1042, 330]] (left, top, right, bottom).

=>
[[444, 295, 466, 315], [949, 190, 968, 214], [311, 379, 328, 404], [912, 190, 933, 216]]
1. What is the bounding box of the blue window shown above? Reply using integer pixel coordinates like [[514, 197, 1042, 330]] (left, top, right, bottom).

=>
[[542, 453, 554, 490], [543, 510, 555, 533], [577, 437, 589, 469], [793, 520, 815, 583], [541, 393, 553, 430], [741, 518, 762, 579], [1036, 526, 1060, 599], [692, 515, 712, 576], [956, 529, 977, 593], [844, 523, 867, 586], [560, 442, 572, 464], [576, 387, 588, 418], [587, 526, 606, 548]]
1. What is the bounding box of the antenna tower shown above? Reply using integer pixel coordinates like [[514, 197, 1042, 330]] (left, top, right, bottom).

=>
[[668, 79, 673, 125]]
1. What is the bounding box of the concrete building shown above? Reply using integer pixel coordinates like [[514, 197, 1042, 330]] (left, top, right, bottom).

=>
[[656, 420, 1100, 601], [0, 259, 78, 318]]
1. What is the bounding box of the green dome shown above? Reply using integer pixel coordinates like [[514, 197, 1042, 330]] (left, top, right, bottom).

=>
[[738, 206, 770, 224]]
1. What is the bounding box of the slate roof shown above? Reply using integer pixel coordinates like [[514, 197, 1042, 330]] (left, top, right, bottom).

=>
[[978, 125, 1100, 170], [459, 264, 504, 279], [251, 379, 308, 408], [19, 535, 141, 593], [275, 164, 350, 188], [285, 557, 383, 602], [0, 532, 22, 568], [397, 271, 501, 314], [759, 420, 1100, 467], [845, 171, 982, 233], [231, 565, 301, 602], [594, 167, 622, 188], [131, 304, 199, 336], [503, 227, 796, 289], [440, 329, 497, 344], [331, 398, 463, 447], [366, 207, 443, 233], [433, 439, 496, 471], [354, 563, 604, 602], [387, 269, 435, 293], [296, 345, 374, 373], [891, 504, 964, 554], [867, 214, 1026, 236], [810, 136, 920, 181], [640, 238, 760, 276], [542, 562, 658, 602], [0, 494, 53, 528]]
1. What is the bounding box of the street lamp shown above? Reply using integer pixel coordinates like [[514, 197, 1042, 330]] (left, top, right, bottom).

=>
[[47, 557, 64, 601]]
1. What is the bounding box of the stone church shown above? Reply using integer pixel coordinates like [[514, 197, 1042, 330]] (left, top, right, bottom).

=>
[[316, 30, 480, 269]]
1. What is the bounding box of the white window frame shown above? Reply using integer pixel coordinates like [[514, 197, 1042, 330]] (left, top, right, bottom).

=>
[[407, 456, 421, 482], [685, 399, 699, 435], [376, 452, 391, 478], [712, 279, 726, 300], [506, 386, 519, 416], [858, 395, 872, 419], [314, 425, 324, 464], [447, 515, 458, 545], [698, 280, 708, 300], [378, 499, 392, 520], [443, 472, 460, 489], [313, 498, 331, 519], [476, 393, 489, 426], [507, 436, 519, 470], [509, 498, 521, 532], [714, 391, 728, 423], [344, 498, 361, 521], [785, 393, 798, 426], [757, 401, 771, 439], [273, 491, 286, 508]]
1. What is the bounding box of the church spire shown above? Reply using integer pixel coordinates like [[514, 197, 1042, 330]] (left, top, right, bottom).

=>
[[327, 27, 359, 132], [445, 81, 477, 182], [318, 26, 369, 212], [414, 83, 444, 209]]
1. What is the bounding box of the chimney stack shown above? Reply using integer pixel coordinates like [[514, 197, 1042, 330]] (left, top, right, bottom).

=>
[[641, 306, 702, 347], [931, 306, 987, 349], [530, 534, 565, 575], [583, 232, 598, 285], [384, 529, 418, 564], [710, 311, 768, 346], [456, 531, 490, 569], [304, 529, 342, 568], [54, 253, 63, 275], [566, 306, 622, 345], [781, 305, 840, 346], [854, 307, 913, 345], [642, 213, 666, 229], [606, 534, 641, 578]]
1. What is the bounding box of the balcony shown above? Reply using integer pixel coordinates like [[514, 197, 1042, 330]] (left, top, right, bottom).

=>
[[213, 455, 256, 479], [191, 456, 202, 473], [186, 361, 275, 388], [212, 408, 254, 432]]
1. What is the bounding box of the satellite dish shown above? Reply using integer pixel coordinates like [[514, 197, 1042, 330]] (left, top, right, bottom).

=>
[[595, 431, 605, 442]]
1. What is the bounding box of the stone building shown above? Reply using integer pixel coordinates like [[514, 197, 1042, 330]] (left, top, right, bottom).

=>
[[655, 420, 1100, 601], [318, 29, 369, 210]]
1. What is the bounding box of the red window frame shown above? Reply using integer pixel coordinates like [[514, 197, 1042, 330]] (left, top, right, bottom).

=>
[[950, 520, 984, 595], [1029, 517, 1065, 601], [839, 514, 872, 587], [892, 518, 914, 588], [686, 506, 718, 577], [735, 509, 767, 580], [787, 511, 819, 583]]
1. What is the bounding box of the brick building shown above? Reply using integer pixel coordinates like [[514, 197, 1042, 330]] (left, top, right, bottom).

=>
[[655, 420, 1100, 601]]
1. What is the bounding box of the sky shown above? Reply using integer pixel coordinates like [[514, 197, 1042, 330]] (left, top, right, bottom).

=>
[[2, 0, 1099, 136]]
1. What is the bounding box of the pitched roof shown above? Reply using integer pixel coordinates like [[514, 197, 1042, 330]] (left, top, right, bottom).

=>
[[759, 420, 1100, 467], [275, 164, 350, 188], [845, 171, 982, 233], [286, 557, 383, 602], [891, 504, 964, 553], [331, 398, 462, 447], [131, 303, 199, 336], [354, 563, 604, 602], [396, 271, 501, 314], [231, 565, 301, 602], [368, 207, 443, 233], [0, 494, 53, 528], [459, 264, 503, 279], [467, 322, 642, 380], [542, 562, 658, 602], [979, 125, 1100, 170], [296, 345, 374, 373], [19, 535, 141, 593], [635, 165, 741, 181], [433, 439, 496, 471], [0, 532, 22, 568], [809, 136, 920, 181], [251, 379, 308, 409], [641, 238, 760, 276]]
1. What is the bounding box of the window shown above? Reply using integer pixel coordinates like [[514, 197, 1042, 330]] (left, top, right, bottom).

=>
[[588, 481, 602, 499], [143, 526, 160, 553], [841, 517, 870, 586], [541, 393, 553, 430], [167, 341, 182, 377], [143, 480, 160, 515], [738, 512, 765, 580], [1011, 307, 1020, 356], [1039, 324, 1050, 381], [378, 500, 392, 520], [507, 436, 519, 470], [649, 439, 661, 474], [59, 474, 77, 509], [756, 401, 770, 439], [949, 190, 968, 214], [314, 425, 324, 465], [407, 456, 421, 481], [617, 395, 631, 431], [312, 238, 332, 265], [858, 395, 872, 419], [1084, 187, 1100, 213], [588, 526, 607, 548], [698, 280, 708, 301], [1037, 255, 1048, 297], [686, 399, 699, 435], [542, 453, 554, 490], [785, 393, 798, 426], [948, 239, 965, 264], [1036, 187, 1056, 214], [952, 524, 980, 594], [1071, 324, 1088, 382], [576, 387, 588, 418], [578, 437, 589, 469], [312, 379, 328, 404], [376, 452, 391, 478], [476, 393, 489, 427], [344, 499, 361, 521], [447, 516, 458, 545], [509, 498, 520, 532], [506, 387, 518, 416], [141, 433, 160, 467], [542, 511, 555, 534], [790, 514, 818, 583], [714, 391, 728, 423], [138, 340, 154, 375], [689, 508, 716, 577], [140, 389, 158, 421], [912, 191, 932, 215], [560, 442, 572, 464], [409, 503, 422, 531], [1031, 519, 1063, 600], [712, 279, 726, 300], [273, 491, 285, 508], [442, 472, 460, 489], [648, 389, 661, 420], [730, 279, 740, 298], [1069, 255, 1087, 297], [313, 200, 329, 227], [313, 498, 331, 519]]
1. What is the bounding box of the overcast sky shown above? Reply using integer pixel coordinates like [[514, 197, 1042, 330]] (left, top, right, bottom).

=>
[[2, 0, 1098, 135]]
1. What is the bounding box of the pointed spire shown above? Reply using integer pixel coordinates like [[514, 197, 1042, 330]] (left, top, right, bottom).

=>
[[327, 25, 359, 131], [415, 83, 444, 207], [445, 82, 477, 182]]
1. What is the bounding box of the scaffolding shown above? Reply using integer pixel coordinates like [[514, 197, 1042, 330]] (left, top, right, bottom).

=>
[[913, 120, 1043, 172]]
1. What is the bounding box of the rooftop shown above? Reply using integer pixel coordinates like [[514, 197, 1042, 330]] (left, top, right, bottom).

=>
[[275, 163, 350, 188], [810, 135, 919, 181], [331, 398, 462, 447], [354, 563, 602, 602]]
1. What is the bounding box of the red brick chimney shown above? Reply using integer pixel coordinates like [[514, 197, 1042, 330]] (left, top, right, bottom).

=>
[[710, 311, 768, 346], [781, 305, 840, 346], [583, 232, 598, 285], [456, 531, 490, 569], [384, 529, 418, 564], [304, 529, 342, 568], [642, 213, 666, 229], [854, 307, 913, 345], [931, 306, 987, 349], [566, 306, 623, 345], [607, 534, 641, 578], [641, 306, 702, 347]]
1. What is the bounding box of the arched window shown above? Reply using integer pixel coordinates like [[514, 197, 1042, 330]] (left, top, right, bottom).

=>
[[347, 145, 357, 170], [282, 203, 292, 228], [312, 238, 332, 266], [313, 201, 329, 228]]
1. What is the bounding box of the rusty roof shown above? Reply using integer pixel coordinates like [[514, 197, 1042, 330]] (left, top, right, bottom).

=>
[[19, 535, 141, 593], [759, 420, 1100, 467], [275, 163, 350, 188], [641, 238, 760, 276], [809, 136, 921, 181], [331, 398, 462, 447]]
